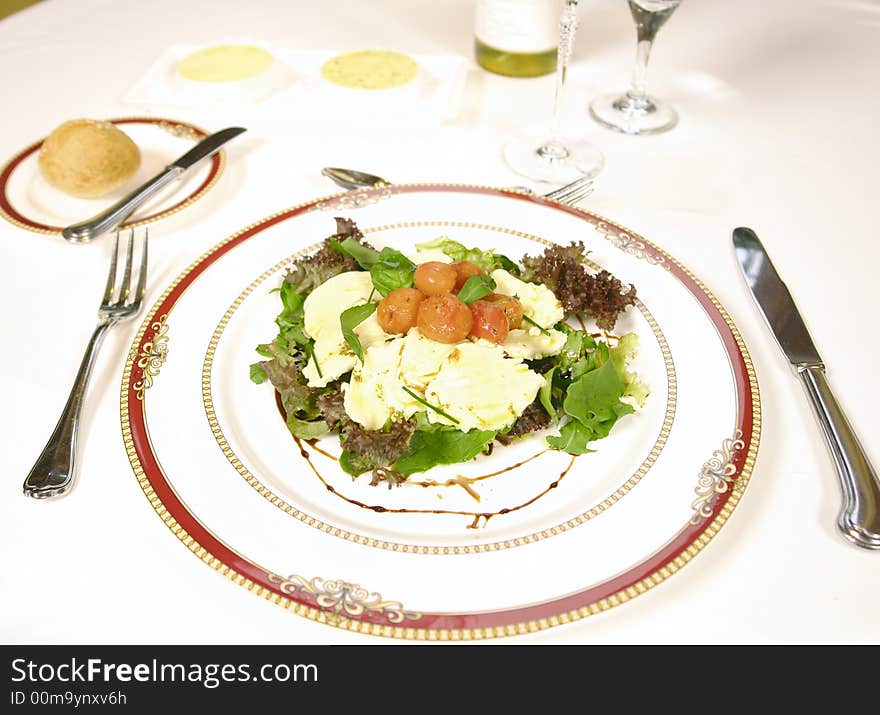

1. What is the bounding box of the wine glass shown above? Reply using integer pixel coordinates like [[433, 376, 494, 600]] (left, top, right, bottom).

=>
[[590, 0, 682, 135], [503, 0, 604, 184]]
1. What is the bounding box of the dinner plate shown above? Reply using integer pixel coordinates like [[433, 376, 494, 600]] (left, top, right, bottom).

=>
[[0, 117, 224, 235], [121, 185, 760, 639]]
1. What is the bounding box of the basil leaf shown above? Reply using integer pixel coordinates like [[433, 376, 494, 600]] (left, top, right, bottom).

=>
[[370, 247, 416, 296], [249, 362, 268, 384], [329, 237, 380, 268], [495, 253, 522, 275], [394, 428, 496, 476], [457, 274, 496, 304], [340, 302, 378, 363], [546, 420, 596, 455]]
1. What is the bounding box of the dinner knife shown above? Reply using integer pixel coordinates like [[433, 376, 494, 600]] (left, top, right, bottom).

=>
[[61, 126, 246, 243], [733, 226, 880, 550]]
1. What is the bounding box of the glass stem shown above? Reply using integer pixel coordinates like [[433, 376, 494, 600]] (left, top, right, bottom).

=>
[[537, 0, 579, 163], [627, 37, 654, 105], [624, 1, 675, 108]]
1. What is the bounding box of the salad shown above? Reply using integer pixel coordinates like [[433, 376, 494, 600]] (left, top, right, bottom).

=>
[[250, 218, 647, 486]]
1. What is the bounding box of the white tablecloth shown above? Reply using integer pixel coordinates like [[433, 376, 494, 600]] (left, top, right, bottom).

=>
[[2, 0, 878, 644]]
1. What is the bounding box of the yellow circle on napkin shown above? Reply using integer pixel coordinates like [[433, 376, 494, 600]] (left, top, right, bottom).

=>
[[320, 50, 418, 90], [177, 45, 274, 83]]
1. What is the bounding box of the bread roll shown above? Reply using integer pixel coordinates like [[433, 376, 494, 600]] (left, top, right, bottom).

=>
[[38, 119, 141, 199]]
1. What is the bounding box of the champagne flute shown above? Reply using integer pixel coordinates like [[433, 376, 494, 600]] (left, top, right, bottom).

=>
[[590, 0, 682, 135], [503, 0, 604, 184]]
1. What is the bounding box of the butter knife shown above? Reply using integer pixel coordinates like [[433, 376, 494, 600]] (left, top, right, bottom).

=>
[[733, 226, 880, 549], [62, 126, 246, 243]]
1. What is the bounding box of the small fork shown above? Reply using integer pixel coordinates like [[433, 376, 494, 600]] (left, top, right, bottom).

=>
[[23, 229, 149, 499], [321, 167, 595, 206], [543, 175, 594, 205]]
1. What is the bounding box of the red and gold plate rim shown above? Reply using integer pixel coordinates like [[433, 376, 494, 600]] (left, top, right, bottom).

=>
[[120, 184, 761, 640], [0, 116, 225, 235]]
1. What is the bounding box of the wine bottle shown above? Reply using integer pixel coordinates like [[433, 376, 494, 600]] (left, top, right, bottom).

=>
[[475, 0, 561, 78]]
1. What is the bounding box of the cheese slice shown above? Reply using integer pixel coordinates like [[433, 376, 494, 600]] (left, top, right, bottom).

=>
[[320, 50, 418, 90], [177, 45, 275, 83], [490, 269, 564, 329], [301, 271, 391, 387], [343, 330, 454, 430], [425, 343, 544, 432], [500, 328, 567, 360]]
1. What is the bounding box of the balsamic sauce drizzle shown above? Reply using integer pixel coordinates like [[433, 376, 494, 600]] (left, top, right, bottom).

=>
[[277, 390, 578, 530]]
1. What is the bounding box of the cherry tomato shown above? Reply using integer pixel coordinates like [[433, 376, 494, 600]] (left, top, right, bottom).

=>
[[377, 287, 424, 334], [414, 261, 457, 296], [451, 260, 484, 291], [417, 294, 473, 343], [469, 300, 510, 344], [485, 293, 523, 329]]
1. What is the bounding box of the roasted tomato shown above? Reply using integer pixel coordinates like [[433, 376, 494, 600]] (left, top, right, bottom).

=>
[[417, 293, 473, 343], [451, 260, 484, 291], [468, 300, 509, 344], [377, 287, 424, 334], [484, 293, 523, 329], [413, 261, 456, 296]]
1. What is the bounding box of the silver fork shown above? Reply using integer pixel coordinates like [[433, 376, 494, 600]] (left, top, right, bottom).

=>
[[542, 175, 594, 204], [23, 228, 149, 499], [321, 167, 595, 206]]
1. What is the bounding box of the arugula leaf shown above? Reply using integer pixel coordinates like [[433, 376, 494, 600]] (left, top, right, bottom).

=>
[[415, 237, 522, 274], [394, 427, 496, 476], [340, 302, 378, 363], [562, 358, 634, 440], [457, 274, 496, 304], [370, 247, 416, 296], [539, 367, 557, 418], [546, 420, 596, 455], [249, 363, 268, 384], [275, 282, 310, 346], [329, 237, 380, 268]]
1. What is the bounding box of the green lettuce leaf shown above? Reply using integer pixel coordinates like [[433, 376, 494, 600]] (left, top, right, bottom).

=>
[[286, 413, 331, 439], [249, 363, 268, 384], [415, 237, 521, 275], [611, 332, 649, 407], [328, 236, 380, 268]]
